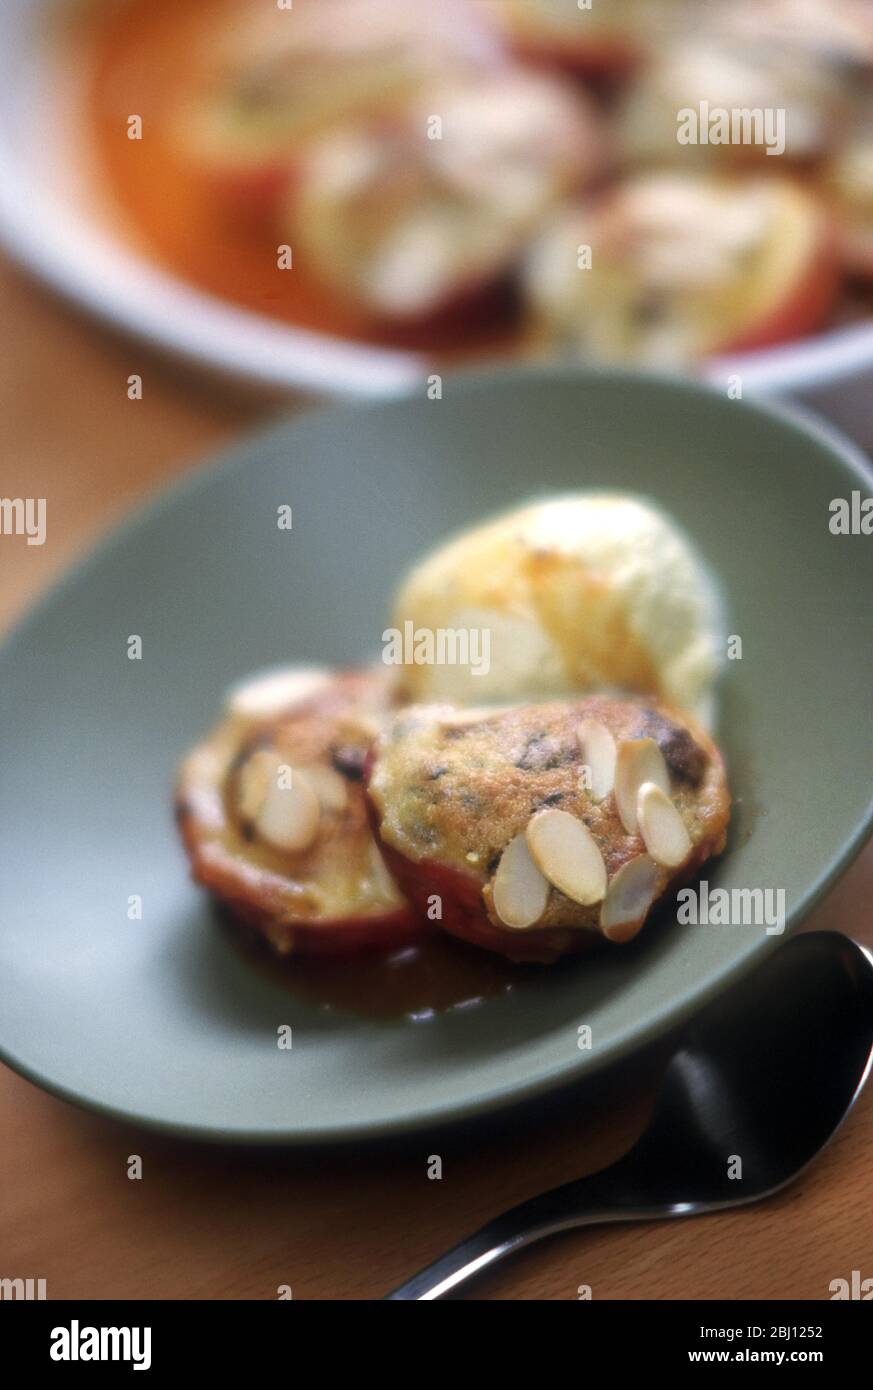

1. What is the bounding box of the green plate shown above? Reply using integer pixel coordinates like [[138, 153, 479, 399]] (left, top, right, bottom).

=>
[[1, 367, 871, 1144]]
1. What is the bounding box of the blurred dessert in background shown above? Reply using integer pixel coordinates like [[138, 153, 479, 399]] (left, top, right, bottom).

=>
[[180, 0, 501, 218], [618, 5, 873, 170], [524, 175, 836, 365], [81, 0, 873, 364], [292, 68, 600, 325]]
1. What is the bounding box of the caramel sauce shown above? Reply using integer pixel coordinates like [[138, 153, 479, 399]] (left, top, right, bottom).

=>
[[82, 0, 521, 357], [223, 913, 529, 1021]]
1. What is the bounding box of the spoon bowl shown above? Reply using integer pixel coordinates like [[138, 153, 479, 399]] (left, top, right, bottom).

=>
[[618, 930, 873, 1206], [387, 931, 873, 1299]]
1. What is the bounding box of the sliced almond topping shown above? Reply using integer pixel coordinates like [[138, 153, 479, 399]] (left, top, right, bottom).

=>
[[303, 764, 349, 813], [236, 748, 274, 823], [600, 854, 659, 943], [255, 764, 321, 853], [614, 738, 670, 835], [525, 809, 607, 906], [576, 719, 617, 802], [637, 781, 692, 868], [492, 832, 551, 929], [225, 666, 330, 720]]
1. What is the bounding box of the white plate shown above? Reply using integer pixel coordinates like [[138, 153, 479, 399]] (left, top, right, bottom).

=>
[[2, 0, 873, 413]]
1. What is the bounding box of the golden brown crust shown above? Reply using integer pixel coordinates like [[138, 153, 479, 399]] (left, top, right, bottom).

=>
[[175, 670, 417, 956], [367, 695, 730, 961]]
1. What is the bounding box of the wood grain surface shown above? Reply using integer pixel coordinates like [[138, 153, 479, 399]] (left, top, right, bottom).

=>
[[0, 255, 871, 1301]]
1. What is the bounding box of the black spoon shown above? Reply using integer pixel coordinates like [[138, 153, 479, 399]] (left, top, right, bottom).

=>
[[387, 931, 873, 1299]]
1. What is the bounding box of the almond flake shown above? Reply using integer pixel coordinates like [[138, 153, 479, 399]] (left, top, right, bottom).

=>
[[525, 809, 607, 906], [636, 781, 692, 868], [255, 764, 320, 853], [614, 738, 670, 834], [493, 832, 551, 929], [237, 749, 274, 823], [225, 666, 330, 720], [600, 854, 659, 943], [576, 719, 617, 802]]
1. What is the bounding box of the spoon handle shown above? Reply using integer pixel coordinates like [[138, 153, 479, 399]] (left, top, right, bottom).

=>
[[385, 1173, 631, 1300]]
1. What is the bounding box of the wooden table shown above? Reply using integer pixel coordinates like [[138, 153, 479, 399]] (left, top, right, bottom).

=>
[[1, 255, 871, 1301]]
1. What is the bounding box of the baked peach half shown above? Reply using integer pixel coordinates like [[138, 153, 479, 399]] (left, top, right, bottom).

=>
[[175, 668, 419, 957], [174, 0, 497, 223], [291, 68, 601, 326], [365, 698, 730, 964], [619, 9, 871, 170], [524, 173, 838, 365]]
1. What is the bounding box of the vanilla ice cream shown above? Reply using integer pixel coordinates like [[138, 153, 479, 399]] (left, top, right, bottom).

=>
[[390, 493, 721, 723]]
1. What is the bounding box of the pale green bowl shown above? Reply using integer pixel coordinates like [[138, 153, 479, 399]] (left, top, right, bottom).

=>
[[1, 367, 871, 1143]]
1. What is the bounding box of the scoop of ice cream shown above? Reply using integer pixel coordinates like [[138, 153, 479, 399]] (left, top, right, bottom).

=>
[[389, 493, 721, 723]]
